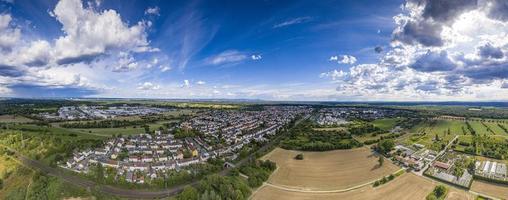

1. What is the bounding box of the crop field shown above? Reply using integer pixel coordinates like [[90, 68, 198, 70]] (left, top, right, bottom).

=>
[[0, 115, 33, 123], [471, 180, 508, 199], [261, 147, 399, 190], [251, 173, 473, 200]]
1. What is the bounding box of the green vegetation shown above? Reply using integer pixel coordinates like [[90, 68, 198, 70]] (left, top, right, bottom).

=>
[[280, 120, 362, 151], [174, 174, 251, 200], [295, 153, 304, 160], [372, 118, 399, 130], [375, 139, 395, 155], [173, 128, 199, 139], [240, 159, 276, 188], [347, 122, 382, 135], [0, 127, 102, 165], [372, 169, 404, 187], [454, 135, 508, 159], [426, 185, 448, 200]]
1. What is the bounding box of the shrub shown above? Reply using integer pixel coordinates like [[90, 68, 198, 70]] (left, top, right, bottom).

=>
[[295, 154, 304, 160]]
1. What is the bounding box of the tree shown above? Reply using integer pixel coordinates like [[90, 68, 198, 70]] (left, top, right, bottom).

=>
[[0, 178, 3, 190], [434, 185, 447, 197], [295, 154, 304, 160], [178, 186, 198, 200], [378, 156, 384, 166], [377, 139, 395, 154]]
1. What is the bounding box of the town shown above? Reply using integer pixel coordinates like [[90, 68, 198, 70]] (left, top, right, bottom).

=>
[[63, 106, 312, 183]]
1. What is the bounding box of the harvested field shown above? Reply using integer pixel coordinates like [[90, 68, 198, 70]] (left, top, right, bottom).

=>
[[262, 147, 399, 190], [251, 173, 473, 200], [471, 180, 508, 199]]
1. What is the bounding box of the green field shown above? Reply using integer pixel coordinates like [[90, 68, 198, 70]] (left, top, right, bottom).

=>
[[372, 118, 400, 131], [405, 118, 508, 151]]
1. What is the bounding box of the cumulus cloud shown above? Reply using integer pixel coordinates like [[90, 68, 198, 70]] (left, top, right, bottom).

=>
[[52, 0, 153, 65], [144, 7, 160, 16], [251, 54, 262, 60], [0, 0, 162, 97], [478, 43, 504, 59], [137, 82, 160, 90], [196, 80, 206, 85], [321, 0, 508, 100], [330, 55, 357, 65], [487, 0, 508, 21], [0, 14, 21, 51], [273, 16, 312, 28], [206, 50, 248, 65], [410, 51, 456, 72]]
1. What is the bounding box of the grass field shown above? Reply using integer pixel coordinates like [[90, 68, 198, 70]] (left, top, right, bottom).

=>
[[251, 173, 473, 200], [261, 147, 399, 190], [471, 180, 508, 199], [372, 118, 400, 131], [0, 115, 34, 123]]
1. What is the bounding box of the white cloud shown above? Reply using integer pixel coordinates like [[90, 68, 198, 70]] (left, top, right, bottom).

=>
[[52, 0, 153, 65], [144, 7, 160, 16], [181, 79, 190, 88], [0, 14, 21, 51], [112, 53, 139, 72], [137, 82, 160, 90], [159, 65, 171, 72], [251, 54, 262, 60], [196, 80, 206, 85], [320, 0, 508, 100], [206, 50, 248, 65], [330, 55, 357, 64], [273, 16, 312, 28]]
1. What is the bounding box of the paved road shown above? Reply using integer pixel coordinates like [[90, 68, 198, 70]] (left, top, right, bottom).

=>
[[0, 115, 309, 199]]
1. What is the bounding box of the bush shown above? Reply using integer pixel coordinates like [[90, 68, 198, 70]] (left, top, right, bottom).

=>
[[295, 154, 304, 160], [426, 185, 448, 200]]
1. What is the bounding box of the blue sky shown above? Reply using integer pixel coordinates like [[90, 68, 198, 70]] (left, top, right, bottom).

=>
[[1, 0, 508, 100]]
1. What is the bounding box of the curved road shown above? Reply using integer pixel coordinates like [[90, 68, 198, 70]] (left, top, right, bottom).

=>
[[0, 115, 309, 199]]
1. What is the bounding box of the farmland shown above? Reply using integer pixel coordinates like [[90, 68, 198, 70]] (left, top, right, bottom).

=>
[[251, 173, 473, 200], [0, 115, 33, 123], [261, 147, 399, 190], [471, 180, 508, 199]]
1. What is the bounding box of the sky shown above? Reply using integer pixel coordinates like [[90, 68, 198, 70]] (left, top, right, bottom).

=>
[[0, 0, 508, 101]]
